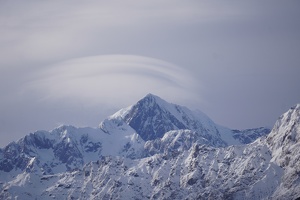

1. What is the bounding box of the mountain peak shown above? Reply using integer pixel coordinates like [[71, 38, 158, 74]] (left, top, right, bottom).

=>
[[138, 93, 166, 107], [107, 93, 165, 121], [110, 94, 226, 145], [144, 93, 158, 99], [268, 104, 300, 144], [121, 94, 183, 141], [291, 103, 300, 112]]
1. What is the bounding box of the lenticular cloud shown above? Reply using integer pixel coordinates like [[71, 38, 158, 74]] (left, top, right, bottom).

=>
[[30, 54, 200, 108]]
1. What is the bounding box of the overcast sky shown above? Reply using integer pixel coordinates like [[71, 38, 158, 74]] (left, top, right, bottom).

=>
[[0, 1, 300, 147]]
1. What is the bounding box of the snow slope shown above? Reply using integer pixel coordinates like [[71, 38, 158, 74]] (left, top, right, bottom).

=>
[[0, 121, 144, 178], [266, 104, 300, 199]]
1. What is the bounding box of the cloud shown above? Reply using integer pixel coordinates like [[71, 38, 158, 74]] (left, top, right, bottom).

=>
[[28, 54, 201, 108]]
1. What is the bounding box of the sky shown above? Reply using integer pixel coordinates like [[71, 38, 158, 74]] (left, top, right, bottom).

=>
[[0, 0, 300, 147]]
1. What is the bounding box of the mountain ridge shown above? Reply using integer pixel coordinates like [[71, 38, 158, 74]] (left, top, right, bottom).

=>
[[0, 94, 269, 176], [1, 94, 299, 199]]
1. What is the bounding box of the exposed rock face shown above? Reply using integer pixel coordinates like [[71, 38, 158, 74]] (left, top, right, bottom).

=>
[[120, 94, 269, 146]]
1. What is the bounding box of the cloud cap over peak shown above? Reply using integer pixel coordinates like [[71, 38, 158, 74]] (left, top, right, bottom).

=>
[[28, 54, 201, 107]]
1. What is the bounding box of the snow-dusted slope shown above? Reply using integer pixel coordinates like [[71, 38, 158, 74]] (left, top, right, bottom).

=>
[[25, 139, 282, 200], [2, 95, 297, 200], [0, 124, 293, 199], [266, 104, 300, 199], [0, 120, 144, 178]]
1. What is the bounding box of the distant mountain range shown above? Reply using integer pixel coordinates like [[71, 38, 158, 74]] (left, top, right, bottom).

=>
[[0, 94, 299, 199]]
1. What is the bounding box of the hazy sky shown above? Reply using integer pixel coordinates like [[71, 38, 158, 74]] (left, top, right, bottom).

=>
[[0, 1, 300, 147]]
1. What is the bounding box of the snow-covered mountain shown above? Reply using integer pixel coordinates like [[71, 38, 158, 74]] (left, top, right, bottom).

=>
[[110, 94, 269, 147], [0, 121, 144, 177], [1, 94, 299, 199]]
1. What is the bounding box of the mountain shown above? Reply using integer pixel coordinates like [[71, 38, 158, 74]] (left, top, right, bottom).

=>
[[1, 94, 299, 199], [266, 104, 300, 199], [110, 94, 269, 147], [0, 121, 144, 176]]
